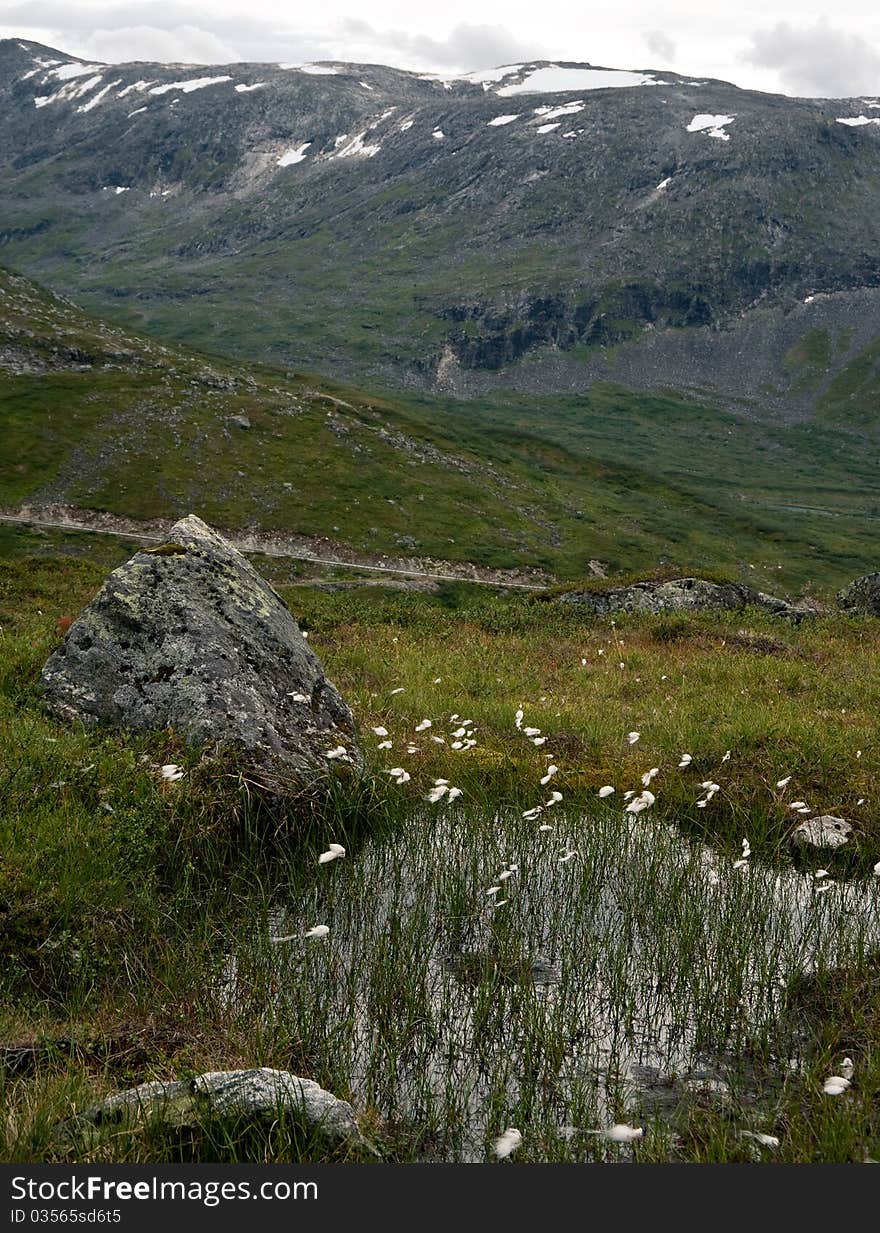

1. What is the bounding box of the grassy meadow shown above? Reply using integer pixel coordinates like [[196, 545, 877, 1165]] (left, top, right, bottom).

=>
[[1, 525, 879, 1163]]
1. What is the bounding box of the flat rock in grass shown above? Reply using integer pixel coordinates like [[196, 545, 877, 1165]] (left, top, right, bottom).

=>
[[39, 515, 362, 788], [558, 577, 813, 622], [55, 1068, 365, 1149], [791, 815, 852, 849]]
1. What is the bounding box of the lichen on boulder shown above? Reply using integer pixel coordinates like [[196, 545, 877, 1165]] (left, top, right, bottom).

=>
[[838, 573, 880, 616], [39, 514, 362, 787]]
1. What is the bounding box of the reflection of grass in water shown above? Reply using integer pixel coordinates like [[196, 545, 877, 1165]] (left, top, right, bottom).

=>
[[224, 807, 879, 1161]]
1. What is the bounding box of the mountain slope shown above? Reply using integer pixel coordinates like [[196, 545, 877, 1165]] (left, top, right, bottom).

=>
[[4, 263, 880, 595], [2, 39, 880, 418]]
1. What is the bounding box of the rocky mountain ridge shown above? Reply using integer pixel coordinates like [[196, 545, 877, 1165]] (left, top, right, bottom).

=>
[[1, 39, 879, 418]]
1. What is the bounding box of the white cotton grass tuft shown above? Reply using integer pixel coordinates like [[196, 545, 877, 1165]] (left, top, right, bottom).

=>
[[776, 776, 792, 788], [324, 746, 348, 760], [598, 785, 615, 798], [492, 1128, 523, 1159], [678, 754, 693, 768], [740, 1130, 780, 1148], [372, 726, 389, 737], [415, 719, 432, 732], [318, 843, 346, 864], [540, 765, 558, 785], [591, 1123, 643, 1143], [823, 1058, 854, 1094], [160, 764, 184, 781], [641, 767, 659, 786], [625, 790, 655, 814], [627, 731, 640, 745]]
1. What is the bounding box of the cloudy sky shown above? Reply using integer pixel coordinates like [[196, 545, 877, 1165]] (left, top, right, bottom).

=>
[[1, 0, 879, 97]]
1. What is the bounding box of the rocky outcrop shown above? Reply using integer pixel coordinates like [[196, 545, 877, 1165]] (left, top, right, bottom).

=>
[[40, 514, 362, 786], [557, 576, 814, 621], [55, 1068, 368, 1151], [837, 573, 880, 616]]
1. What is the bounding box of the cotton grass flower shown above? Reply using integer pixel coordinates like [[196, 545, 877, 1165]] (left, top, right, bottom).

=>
[[678, 754, 693, 768], [777, 776, 792, 788], [318, 843, 346, 864], [598, 785, 615, 798], [540, 765, 558, 785], [415, 719, 432, 732], [740, 1131, 780, 1148], [160, 764, 184, 781], [625, 790, 655, 814], [372, 726, 389, 737], [627, 731, 640, 745], [594, 1124, 643, 1143], [324, 746, 348, 760]]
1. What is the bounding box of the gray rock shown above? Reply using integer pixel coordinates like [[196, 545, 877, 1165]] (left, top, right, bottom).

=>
[[56, 1068, 367, 1150], [791, 815, 852, 849], [558, 577, 813, 622], [227, 414, 251, 429], [838, 573, 880, 616], [40, 514, 362, 787]]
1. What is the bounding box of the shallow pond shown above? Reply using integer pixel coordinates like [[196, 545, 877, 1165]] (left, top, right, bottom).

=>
[[219, 807, 879, 1160]]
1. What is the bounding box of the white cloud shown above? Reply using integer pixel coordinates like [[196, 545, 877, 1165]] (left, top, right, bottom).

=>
[[644, 29, 676, 64], [78, 24, 241, 64], [744, 18, 880, 97], [339, 18, 543, 71]]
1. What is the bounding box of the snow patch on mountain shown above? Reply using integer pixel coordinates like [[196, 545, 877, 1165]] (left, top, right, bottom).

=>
[[686, 113, 735, 140], [277, 142, 311, 166], [497, 66, 659, 95], [533, 100, 585, 120], [487, 113, 519, 126], [149, 76, 232, 96], [77, 80, 122, 113], [333, 132, 381, 158]]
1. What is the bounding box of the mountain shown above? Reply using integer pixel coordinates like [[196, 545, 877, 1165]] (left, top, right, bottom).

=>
[[2, 38, 880, 421], [5, 259, 880, 595]]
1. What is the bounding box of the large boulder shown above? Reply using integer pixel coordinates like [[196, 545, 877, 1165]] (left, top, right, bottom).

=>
[[558, 577, 813, 622], [838, 573, 880, 616], [40, 515, 362, 786]]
